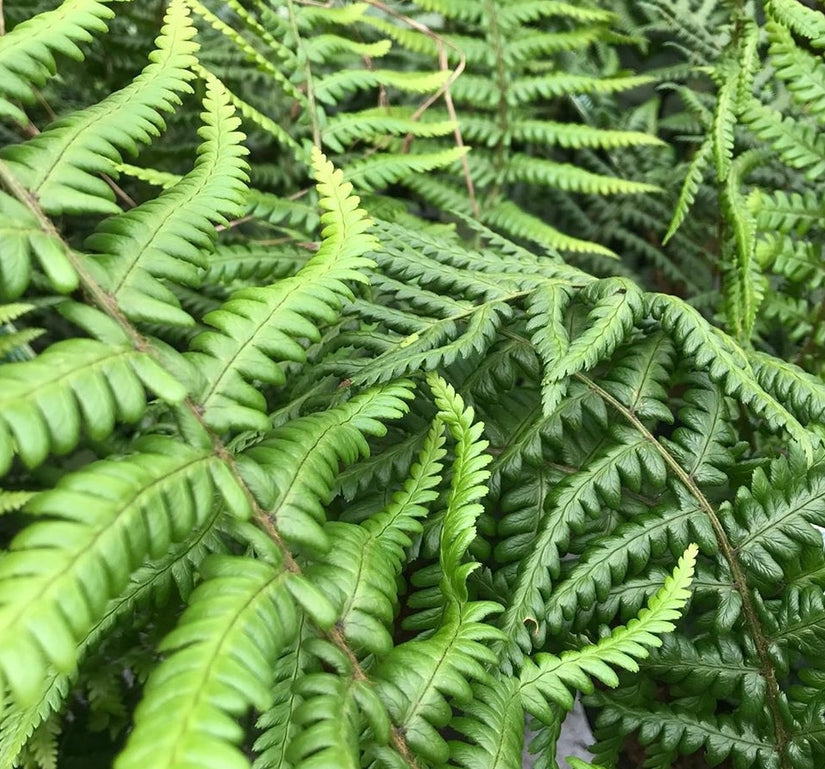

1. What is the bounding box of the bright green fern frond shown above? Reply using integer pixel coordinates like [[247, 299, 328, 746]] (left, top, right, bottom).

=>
[[311, 421, 446, 654], [0, 186, 78, 298], [664, 136, 712, 244], [345, 147, 469, 191], [0, 0, 198, 215], [768, 21, 825, 121], [483, 201, 617, 257], [504, 155, 660, 196], [0, 337, 185, 474], [188, 148, 376, 431], [373, 601, 501, 765], [323, 108, 456, 153], [287, 671, 362, 769], [0, 301, 41, 360], [0, 489, 34, 515], [451, 678, 525, 769], [0, 437, 248, 705], [115, 554, 299, 769], [428, 374, 493, 606], [0, 517, 225, 767], [767, 0, 825, 47], [85, 74, 249, 327], [520, 544, 696, 716], [0, 0, 117, 125], [240, 381, 415, 553]]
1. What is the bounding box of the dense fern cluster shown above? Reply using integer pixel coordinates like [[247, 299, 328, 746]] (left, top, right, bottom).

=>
[[2, 2, 825, 769]]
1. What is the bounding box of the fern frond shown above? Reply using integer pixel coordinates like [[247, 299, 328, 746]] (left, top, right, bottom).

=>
[[664, 137, 712, 244], [650, 294, 817, 461], [0, 0, 199, 215], [450, 678, 525, 769], [85, 74, 249, 327], [115, 555, 303, 769], [371, 375, 499, 765], [0, 187, 78, 298], [324, 108, 456, 153], [311, 421, 446, 653], [498, 433, 657, 667], [188, 148, 376, 431], [520, 544, 696, 715], [484, 201, 617, 256], [0, 518, 224, 767], [0, 336, 186, 474], [663, 380, 737, 486], [346, 147, 469, 191], [546, 491, 710, 629], [767, 0, 825, 47], [505, 155, 660, 196], [526, 282, 572, 415], [744, 102, 825, 180], [721, 460, 825, 585], [0, 437, 248, 705], [748, 351, 825, 425], [241, 381, 415, 552], [768, 21, 825, 121], [0, 0, 116, 125]]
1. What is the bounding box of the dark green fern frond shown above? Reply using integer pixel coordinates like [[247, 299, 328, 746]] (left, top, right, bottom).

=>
[[522, 544, 696, 715]]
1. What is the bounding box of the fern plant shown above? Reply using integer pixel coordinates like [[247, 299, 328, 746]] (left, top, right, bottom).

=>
[[1, 3, 825, 769]]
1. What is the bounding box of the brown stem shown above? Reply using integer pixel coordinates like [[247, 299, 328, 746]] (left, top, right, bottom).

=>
[[361, 0, 478, 217]]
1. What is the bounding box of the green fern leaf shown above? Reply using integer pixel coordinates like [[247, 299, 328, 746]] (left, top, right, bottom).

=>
[[664, 136, 712, 244], [115, 555, 297, 769], [650, 294, 817, 461], [0, 187, 78, 298], [521, 544, 697, 716], [0, 0, 198, 215], [311, 420, 446, 653], [85, 74, 249, 326], [0, 0, 116, 125], [0, 437, 247, 705], [0, 337, 185, 474], [240, 381, 414, 553], [188, 148, 376, 431]]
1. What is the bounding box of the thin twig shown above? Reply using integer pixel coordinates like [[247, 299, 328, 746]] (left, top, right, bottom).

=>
[[362, 0, 478, 217]]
